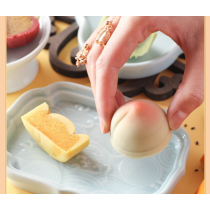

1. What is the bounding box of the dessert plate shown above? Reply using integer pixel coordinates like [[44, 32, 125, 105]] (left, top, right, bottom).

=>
[[7, 16, 51, 94], [7, 82, 190, 194], [75, 16, 183, 79]]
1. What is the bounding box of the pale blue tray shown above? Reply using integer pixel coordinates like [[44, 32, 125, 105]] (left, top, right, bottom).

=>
[[7, 82, 190, 194]]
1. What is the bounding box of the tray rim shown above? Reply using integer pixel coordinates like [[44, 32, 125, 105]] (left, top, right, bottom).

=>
[[7, 81, 191, 194]]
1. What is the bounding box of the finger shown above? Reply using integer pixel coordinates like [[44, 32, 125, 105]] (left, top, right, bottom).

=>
[[115, 89, 125, 107], [167, 51, 204, 130], [86, 41, 103, 97], [85, 16, 121, 97], [85, 16, 117, 47], [95, 16, 156, 133], [99, 89, 125, 134]]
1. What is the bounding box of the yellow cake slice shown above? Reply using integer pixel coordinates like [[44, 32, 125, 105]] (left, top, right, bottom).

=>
[[21, 102, 89, 162]]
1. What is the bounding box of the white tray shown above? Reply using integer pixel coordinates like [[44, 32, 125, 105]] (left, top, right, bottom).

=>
[[7, 82, 190, 194]]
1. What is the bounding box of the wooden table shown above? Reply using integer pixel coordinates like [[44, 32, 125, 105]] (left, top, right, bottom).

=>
[[6, 19, 204, 194]]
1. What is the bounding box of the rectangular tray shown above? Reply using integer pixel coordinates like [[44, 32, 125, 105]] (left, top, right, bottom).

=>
[[7, 82, 190, 194]]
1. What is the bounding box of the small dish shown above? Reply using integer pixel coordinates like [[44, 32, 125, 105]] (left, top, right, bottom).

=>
[[7, 16, 51, 94], [7, 82, 190, 194], [75, 16, 183, 79]]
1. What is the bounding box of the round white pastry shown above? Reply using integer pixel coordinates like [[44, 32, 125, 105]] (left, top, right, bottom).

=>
[[110, 99, 172, 159]]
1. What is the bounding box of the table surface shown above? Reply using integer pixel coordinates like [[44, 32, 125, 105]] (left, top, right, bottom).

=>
[[6, 19, 204, 194]]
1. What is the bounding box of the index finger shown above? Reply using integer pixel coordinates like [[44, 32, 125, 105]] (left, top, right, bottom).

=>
[[95, 16, 156, 133]]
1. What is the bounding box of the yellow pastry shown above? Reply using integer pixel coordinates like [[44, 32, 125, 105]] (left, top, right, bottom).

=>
[[21, 102, 89, 162], [110, 99, 172, 159]]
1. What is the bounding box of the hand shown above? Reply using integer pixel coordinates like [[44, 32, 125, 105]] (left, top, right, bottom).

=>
[[85, 16, 204, 133]]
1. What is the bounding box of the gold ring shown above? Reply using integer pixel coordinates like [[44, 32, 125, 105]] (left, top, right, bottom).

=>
[[75, 44, 90, 67], [75, 16, 116, 67]]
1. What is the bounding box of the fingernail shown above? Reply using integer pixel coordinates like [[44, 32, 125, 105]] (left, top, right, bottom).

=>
[[99, 117, 105, 134], [169, 111, 188, 130]]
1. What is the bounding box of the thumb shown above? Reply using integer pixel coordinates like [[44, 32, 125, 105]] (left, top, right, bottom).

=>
[[167, 53, 204, 130]]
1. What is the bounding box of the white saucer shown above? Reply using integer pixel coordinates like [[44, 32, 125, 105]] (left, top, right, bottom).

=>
[[75, 16, 183, 79], [7, 16, 51, 94]]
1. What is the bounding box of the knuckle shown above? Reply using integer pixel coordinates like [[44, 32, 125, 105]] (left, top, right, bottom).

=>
[[95, 95, 115, 115], [95, 56, 104, 71], [96, 54, 120, 74], [186, 89, 204, 109], [96, 59, 119, 75], [87, 48, 99, 69], [87, 51, 94, 67], [188, 93, 203, 107]]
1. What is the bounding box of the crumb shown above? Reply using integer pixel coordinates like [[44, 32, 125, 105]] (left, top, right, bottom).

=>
[[191, 127, 195, 130], [195, 169, 198, 172], [184, 124, 187, 127], [196, 141, 199, 145]]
